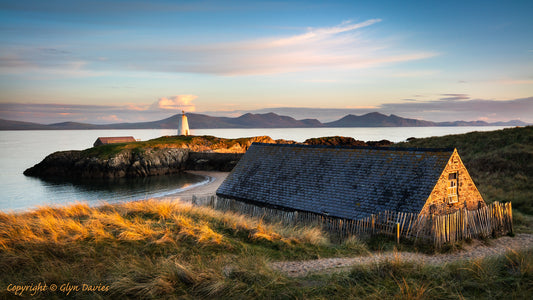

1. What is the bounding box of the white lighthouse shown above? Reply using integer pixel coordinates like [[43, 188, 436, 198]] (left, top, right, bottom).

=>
[[178, 110, 190, 136]]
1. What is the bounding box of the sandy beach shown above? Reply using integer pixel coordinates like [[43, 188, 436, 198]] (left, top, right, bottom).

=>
[[160, 171, 229, 200]]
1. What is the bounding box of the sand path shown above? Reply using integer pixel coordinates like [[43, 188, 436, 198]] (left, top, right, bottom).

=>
[[269, 233, 533, 277]]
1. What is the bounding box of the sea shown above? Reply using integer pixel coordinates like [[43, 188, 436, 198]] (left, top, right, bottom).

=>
[[0, 126, 511, 212]]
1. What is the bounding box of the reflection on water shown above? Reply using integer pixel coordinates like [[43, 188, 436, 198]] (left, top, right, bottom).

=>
[[6, 173, 206, 212]]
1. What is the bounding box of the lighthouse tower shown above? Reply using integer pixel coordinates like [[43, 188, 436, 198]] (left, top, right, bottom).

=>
[[178, 111, 190, 136]]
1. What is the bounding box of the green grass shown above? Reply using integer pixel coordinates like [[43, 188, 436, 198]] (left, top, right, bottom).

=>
[[396, 126, 533, 215], [310, 248, 533, 299], [81, 135, 273, 159]]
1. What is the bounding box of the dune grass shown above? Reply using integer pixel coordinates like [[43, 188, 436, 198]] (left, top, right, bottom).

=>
[[1, 200, 531, 299], [0, 200, 361, 299], [309, 247, 533, 299]]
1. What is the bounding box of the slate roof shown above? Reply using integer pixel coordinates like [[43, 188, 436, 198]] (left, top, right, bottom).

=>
[[93, 136, 136, 147], [216, 143, 454, 220]]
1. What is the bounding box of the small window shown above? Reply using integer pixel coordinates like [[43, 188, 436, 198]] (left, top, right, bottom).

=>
[[447, 172, 458, 203]]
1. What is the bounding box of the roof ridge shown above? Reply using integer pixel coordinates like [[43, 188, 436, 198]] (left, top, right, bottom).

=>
[[252, 142, 454, 153]]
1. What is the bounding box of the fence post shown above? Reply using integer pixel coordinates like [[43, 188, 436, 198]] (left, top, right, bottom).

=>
[[396, 222, 400, 244], [509, 202, 514, 235]]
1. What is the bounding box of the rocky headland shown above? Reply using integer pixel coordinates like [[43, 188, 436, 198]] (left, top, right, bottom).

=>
[[23, 136, 292, 179], [23, 135, 391, 179]]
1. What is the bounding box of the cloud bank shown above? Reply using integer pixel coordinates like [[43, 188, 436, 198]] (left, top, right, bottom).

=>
[[205, 97, 533, 123], [1, 97, 531, 125], [0, 94, 198, 124], [154, 95, 197, 111]]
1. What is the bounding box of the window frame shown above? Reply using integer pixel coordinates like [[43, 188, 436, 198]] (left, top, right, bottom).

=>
[[447, 172, 458, 204]]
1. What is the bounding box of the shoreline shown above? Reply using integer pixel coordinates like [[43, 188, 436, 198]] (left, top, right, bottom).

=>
[[2, 171, 229, 213], [158, 171, 229, 200]]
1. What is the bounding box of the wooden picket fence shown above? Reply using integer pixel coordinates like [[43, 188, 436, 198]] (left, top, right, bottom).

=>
[[431, 201, 513, 247], [187, 195, 513, 247]]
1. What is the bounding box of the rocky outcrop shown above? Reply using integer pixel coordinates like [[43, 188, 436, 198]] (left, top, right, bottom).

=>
[[304, 136, 368, 146], [23, 135, 393, 179], [175, 135, 297, 153], [24, 148, 189, 179], [304, 136, 392, 147], [23, 135, 291, 179], [185, 152, 244, 172]]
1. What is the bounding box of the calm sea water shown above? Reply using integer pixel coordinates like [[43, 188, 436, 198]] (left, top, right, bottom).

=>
[[0, 126, 509, 212]]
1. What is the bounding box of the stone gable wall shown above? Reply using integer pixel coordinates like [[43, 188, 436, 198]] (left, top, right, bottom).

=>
[[420, 150, 485, 215]]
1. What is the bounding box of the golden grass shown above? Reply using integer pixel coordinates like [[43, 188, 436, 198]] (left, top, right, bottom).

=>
[[0, 199, 331, 254], [393, 277, 431, 300], [0, 199, 334, 298], [0, 199, 531, 299]]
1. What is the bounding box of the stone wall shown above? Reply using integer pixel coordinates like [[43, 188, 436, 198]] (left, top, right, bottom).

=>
[[420, 150, 485, 215]]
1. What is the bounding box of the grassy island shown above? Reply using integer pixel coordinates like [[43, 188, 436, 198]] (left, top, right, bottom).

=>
[[82, 135, 284, 159]]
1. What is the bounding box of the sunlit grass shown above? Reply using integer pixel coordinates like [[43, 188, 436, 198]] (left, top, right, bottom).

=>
[[81, 135, 276, 159], [0, 200, 332, 252], [0, 200, 531, 299], [0, 199, 339, 298]]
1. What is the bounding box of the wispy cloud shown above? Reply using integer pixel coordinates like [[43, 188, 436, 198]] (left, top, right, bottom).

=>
[[0, 19, 437, 78], [439, 94, 470, 101], [160, 19, 437, 76], [380, 97, 533, 122], [0, 96, 196, 124], [262, 19, 382, 48], [0, 48, 109, 78]]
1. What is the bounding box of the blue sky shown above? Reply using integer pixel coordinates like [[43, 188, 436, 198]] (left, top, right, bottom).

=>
[[0, 0, 532, 124]]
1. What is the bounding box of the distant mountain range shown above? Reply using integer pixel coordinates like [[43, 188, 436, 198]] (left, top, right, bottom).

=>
[[0, 112, 529, 130]]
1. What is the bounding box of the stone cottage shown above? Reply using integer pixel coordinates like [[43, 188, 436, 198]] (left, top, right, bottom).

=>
[[216, 143, 485, 220], [93, 136, 136, 147]]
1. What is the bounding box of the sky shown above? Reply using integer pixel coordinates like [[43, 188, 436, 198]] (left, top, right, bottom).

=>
[[0, 0, 532, 124]]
